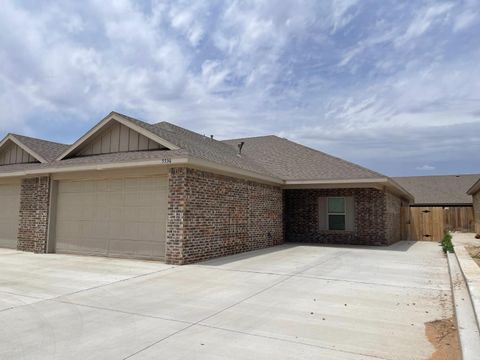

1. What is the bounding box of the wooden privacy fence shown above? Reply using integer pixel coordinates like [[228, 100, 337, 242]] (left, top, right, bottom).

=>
[[401, 206, 474, 241]]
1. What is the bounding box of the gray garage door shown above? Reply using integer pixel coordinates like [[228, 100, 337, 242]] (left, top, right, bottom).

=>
[[0, 183, 20, 249], [55, 176, 168, 260]]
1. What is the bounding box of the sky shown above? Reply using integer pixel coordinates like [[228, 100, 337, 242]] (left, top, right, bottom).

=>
[[0, 0, 479, 176]]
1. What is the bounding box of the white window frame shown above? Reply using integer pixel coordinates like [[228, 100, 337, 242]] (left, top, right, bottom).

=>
[[327, 197, 346, 231]]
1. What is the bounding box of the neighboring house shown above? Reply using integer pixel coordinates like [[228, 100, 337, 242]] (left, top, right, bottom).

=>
[[467, 178, 480, 234], [393, 174, 480, 207], [0, 112, 413, 264], [393, 174, 480, 238]]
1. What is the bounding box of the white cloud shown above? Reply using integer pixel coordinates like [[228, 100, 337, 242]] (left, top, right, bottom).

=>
[[330, 0, 359, 33], [395, 3, 454, 46], [168, 2, 208, 46], [453, 11, 479, 32], [416, 165, 435, 171]]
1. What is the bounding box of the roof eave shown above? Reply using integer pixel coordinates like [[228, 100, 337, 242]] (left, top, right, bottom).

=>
[[0, 155, 284, 185], [283, 177, 414, 201]]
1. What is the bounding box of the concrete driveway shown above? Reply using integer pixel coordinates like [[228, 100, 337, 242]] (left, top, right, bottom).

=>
[[0, 241, 452, 360]]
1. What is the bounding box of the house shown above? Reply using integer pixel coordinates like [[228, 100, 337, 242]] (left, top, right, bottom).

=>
[[0, 112, 413, 264], [467, 178, 480, 234], [393, 174, 480, 207], [393, 174, 480, 239]]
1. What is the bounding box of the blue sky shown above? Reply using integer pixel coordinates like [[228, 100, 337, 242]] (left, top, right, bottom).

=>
[[1, 0, 479, 176]]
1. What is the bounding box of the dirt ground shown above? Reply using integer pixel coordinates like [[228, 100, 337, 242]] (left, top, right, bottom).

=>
[[466, 245, 480, 267], [425, 317, 460, 360]]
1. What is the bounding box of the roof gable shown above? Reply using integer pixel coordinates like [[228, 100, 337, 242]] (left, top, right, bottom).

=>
[[0, 139, 40, 165], [57, 112, 179, 160], [74, 121, 166, 157], [0, 134, 55, 164]]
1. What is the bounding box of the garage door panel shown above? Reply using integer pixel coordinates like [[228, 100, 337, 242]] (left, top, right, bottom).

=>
[[137, 207, 158, 223], [80, 207, 95, 222], [108, 239, 135, 255], [95, 192, 108, 204], [81, 237, 108, 252], [92, 207, 109, 221], [108, 192, 123, 207], [0, 183, 20, 249], [139, 223, 164, 242], [106, 221, 127, 240], [124, 178, 140, 189], [122, 207, 138, 222], [92, 221, 109, 238], [106, 179, 123, 192], [56, 221, 82, 237], [67, 239, 108, 255], [108, 207, 124, 221], [108, 239, 164, 258], [144, 177, 166, 190], [0, 238, 15, 248], [58, 181, 78, 193], [123, 222, 141, 240]]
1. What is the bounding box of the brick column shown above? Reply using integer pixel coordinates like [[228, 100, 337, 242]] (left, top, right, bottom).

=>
[[166, 167, 187, 264], [17, 176, 51, 253]]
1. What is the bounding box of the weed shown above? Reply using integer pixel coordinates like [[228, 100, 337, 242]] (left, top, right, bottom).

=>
[[441, 232, 454, 253]]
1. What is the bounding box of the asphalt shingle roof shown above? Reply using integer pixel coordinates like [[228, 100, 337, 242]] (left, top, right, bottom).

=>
[[10, 134, 69, 162], [393, 174, 480, 205], [0, 113, 275, 179], [113, 112, 276, 177], [223, 135, 384, 181], [0, 112, 391, 185]]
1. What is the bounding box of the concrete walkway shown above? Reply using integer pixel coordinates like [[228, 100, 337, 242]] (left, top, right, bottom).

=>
[[0, 241, 453, 360]]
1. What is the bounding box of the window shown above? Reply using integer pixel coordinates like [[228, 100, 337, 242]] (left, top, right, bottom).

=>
[[327, 197, 346, 230]]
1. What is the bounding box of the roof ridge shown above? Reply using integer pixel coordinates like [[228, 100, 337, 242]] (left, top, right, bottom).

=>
[[154, 121, 249, 149], [111, 111, 156, 128], [224, 135, 278, 141], [154, 121, 218, 139]]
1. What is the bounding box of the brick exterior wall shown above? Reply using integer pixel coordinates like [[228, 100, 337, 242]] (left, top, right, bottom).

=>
[[166, 167, 283, 265], [17, 176, 51, 253], [285, 188, 402, 246], [474, 191, 480, 234]]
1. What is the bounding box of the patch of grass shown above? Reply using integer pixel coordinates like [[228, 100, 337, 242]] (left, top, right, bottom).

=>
[[441, 232, 454, 253]]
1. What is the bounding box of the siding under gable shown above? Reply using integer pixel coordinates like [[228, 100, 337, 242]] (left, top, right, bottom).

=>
[[0, 141, 38, 165], [75, 121, 166, 157]]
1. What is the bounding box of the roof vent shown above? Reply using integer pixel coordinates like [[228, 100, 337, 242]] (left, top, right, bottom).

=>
[[210, 135, 214, 140], [237, 141, 245, 156]]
